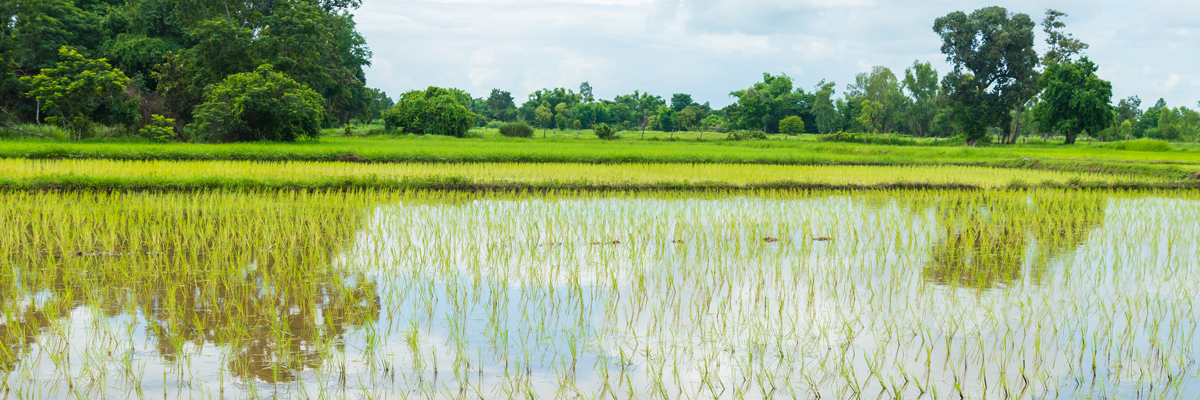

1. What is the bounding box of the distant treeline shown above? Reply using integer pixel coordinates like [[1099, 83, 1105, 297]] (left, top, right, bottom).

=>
[[1, 3, 1196, 144]]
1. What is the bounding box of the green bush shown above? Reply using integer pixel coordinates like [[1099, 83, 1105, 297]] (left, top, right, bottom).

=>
[[594, 123, 618, 140], [728, 130, 767, 141], [189, 65, 324, 142], [382, 87, 474, 137], [819, 132, 865, 142], [1107, 138, 1172, 152], [498, 122, 533, 138], [138, 115, 176, 142], [779, 116, 805, 135]]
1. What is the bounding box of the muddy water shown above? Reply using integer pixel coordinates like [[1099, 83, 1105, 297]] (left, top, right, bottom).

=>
[[1, 191, 1197, 399]]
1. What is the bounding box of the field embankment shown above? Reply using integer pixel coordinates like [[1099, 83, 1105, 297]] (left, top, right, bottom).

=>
[[3, 136, 1199, 180], [0, 158, 1189, 192]]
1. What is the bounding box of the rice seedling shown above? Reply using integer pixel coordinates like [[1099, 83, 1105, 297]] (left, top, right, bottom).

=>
[[0, 158, 1177, 191], [0, 189, 1198, 398]]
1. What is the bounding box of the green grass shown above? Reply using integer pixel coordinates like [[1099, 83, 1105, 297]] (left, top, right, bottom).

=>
[[5, 130, 1200, 177], [0, 158, 1188, 191]]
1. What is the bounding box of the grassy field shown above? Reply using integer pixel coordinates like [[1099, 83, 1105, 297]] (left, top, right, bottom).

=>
[[3, 134, 1200, 180], [0, 158, 1184, 191]]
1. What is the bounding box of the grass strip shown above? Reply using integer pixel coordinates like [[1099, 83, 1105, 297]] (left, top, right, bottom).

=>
[[2, 175, 1196, 192], [3, 139, 1197, 179]]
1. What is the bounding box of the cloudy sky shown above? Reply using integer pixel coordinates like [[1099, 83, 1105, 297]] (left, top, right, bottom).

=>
[[355, 0, 1199, 109]]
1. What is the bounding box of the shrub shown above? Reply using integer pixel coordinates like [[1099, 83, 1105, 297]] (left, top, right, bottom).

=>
[[138, 114, 176, 142], [728, 130, 767, 140], [382, 87, 473, 137], [1106, 138, 1171, 152], [594, 123, 618, 140], [498, 122, 533, 138], [779, 116, 805, 135], [819, 132, 865, 142], [189, 65, 324, 142]]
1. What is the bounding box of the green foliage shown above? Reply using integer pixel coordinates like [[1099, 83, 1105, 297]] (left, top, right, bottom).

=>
[[20, 47, 131, 140], [99, 33, 179, 86], [779, 116, 805, 134], [189, 65, 324, 142], [382, 86, 473, 137], [138, 114, 175, 142], [498, 122, 533, 138], [535, 105, 553, 133], [901, 61, 939, 137], [486, 89, 515, 121], [847, 66, 905, 133], [727, 130, 767, 141], [594, 123, 617, 140], [813, 80, 839, 134], [855, 100, 882, 134], [1035, 57, 1113, 145], [1105, 139, 1171, 152], [934, 6, 1038, 144], [820, 132, 865, 143]]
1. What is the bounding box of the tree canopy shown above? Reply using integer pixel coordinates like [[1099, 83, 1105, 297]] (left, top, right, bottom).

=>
[[1034, 57, 1113, 145]]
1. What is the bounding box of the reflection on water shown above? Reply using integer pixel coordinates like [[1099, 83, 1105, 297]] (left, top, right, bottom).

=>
[[0, 190, 1197, 399], [0, 192, 380, 392], [922, 192, 1107, 287]]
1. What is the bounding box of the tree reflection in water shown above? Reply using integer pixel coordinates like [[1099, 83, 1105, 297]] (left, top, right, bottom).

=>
[[0, 192, 380, 383], [922, 191, 1107, 288]]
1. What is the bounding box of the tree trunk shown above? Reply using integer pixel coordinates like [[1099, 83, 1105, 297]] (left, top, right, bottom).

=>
[[1007, 104, 1024, 144]]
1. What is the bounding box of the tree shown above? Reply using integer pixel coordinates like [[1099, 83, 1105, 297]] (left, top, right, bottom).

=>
[[381, 86, 473, 137], [677, 106, 699, 132], [1118, 120, 1133, 140], [670, 93, 694, 112], [21, 47, 130, 140], [934, 6, 1038, 145], [779, 116, 805, 135], [902, 60, 939, 137], [535, 104, 552, 137], [856, 100, 882, 134], [554, 102, 569, 133], [189, 65, 324, 142], [1114, 96, 1141, 126], [579, 81, 593, 103], [1034, 57, 1113, 145], [847, 66, 905, 133], [1041, 9, 1089, 65], [486, 89, 515, 121], [813, 80, 839, 134]]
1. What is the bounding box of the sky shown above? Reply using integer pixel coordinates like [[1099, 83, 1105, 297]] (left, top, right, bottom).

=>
[[355, 0, 1200, 110]]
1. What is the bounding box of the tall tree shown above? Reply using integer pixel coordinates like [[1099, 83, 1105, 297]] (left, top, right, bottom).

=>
[[1034, 57, 1112, 144], [1041, 9, 1089, 66], [486, 89, 514, 121], [846, 66, 904, 133], [534, 104, 552, 136], [670, 93, 693, 112], [813, 80, 839, 134], [902, 60, 939, 137], [578, 81, 593, 103], [933, 6, 1038, 145]]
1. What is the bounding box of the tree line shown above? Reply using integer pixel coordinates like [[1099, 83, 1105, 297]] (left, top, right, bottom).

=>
[[2, 3, 1196, 144], [460, 7, 1197, 145], [0, 0, 391, 141]]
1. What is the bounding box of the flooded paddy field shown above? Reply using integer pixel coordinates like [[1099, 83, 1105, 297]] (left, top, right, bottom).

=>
[[1, 190, 1197, 399]]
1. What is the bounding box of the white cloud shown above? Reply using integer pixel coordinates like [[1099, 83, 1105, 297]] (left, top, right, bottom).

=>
[[697, 32, 778, 55]]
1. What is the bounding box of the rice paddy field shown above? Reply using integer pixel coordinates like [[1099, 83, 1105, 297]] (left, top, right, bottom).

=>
[[0, 158, 1177, 191], [2, 189, 1198, 399]]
